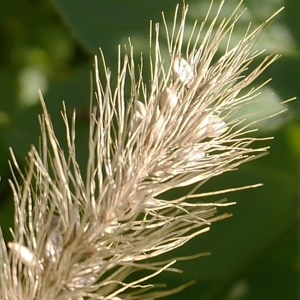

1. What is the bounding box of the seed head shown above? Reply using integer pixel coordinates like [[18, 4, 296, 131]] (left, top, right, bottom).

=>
[[0, 1, 286, 299]]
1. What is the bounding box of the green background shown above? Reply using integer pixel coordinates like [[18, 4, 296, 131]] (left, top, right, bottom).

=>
[[0, 0, 299, 299]]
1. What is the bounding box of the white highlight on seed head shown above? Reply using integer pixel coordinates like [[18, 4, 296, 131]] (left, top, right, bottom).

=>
[[144, 198, 160, 209], [206, 115, 228, 137], [132, 101, 147, 133], [151, 113, 166, 143], [8, 242, 38, 267], [159, 87, 178, 111], [192, 113, 228, 142], [172, 56, 195, 85], [45, 229, 63, 264]]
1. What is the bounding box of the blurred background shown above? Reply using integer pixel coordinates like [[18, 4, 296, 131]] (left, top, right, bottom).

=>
[[0, 0, 299, 299]]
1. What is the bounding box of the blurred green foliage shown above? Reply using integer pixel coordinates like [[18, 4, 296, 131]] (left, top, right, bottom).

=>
[[0, 0, 299, 299]]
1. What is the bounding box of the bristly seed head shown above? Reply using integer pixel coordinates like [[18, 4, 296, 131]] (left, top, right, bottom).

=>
[[0, 1, 287, 299]]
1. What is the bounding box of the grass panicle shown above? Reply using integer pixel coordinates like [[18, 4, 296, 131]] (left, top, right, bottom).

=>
[[0, 1, 285, 299]]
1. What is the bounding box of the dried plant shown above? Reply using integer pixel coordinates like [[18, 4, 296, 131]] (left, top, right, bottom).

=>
[[0, 1, 287, 299]]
